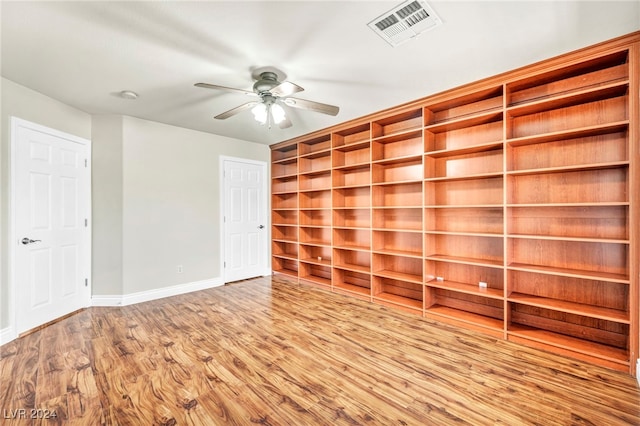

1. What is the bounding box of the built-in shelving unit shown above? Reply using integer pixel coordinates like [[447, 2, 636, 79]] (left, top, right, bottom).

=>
[[269, 32, 639, 374]]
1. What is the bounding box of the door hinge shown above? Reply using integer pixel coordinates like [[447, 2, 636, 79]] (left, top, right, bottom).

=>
[[85, 278, 88, 287], [85, 158, 88, 168], [84, 218, 88, 227], [224, 261, 226, 268]]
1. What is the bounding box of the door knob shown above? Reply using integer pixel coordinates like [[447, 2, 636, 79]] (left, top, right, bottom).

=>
[[21, 238, 42, 245], [258, 225, 265, 229]]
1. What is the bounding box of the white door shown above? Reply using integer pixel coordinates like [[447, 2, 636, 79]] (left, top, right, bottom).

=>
[[12, 118, 91, 335], [223, 158, 267, 282]]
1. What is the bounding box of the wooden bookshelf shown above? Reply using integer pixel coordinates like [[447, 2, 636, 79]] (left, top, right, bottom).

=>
[[269, 32, 639, 374]]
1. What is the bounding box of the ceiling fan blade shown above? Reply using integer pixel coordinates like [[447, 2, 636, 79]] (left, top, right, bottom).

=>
[[270, 81, 304, 97], [195, 82, 257, 97], [284, 97, 339, 116], [278, 117, 293, 129], [214, 101, 259, 120]]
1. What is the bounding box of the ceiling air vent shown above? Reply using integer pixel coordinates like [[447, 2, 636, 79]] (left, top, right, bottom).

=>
[[368, 0, 441, 47]]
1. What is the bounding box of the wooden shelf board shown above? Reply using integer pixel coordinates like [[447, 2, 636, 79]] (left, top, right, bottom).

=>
[[372, 248, 423, 258], [271, 156, 297, 164], [371, 179, 424, 186], [299, 168, 332, 177], [371, 127, 422, 142], [507, 234, 629, 245], [425, 254, 504, 269], [506, 81, 628, 117], [298, 187, 332, 193], [333, 140, 371, 152], [506, 263, 630, 284], [371, 205, 423, 210], [425, 141, 504, 158], [332, 225, 371, 230], [272, 190, 298, 196], [372, 227, 422, 234], [372, 269, 423, 284], [272, 173, 298, 180], [299, 275, 332, 288], [506, 161, 629, 177], [332, 207, 371, 211], [426, 305, 504, 331], [332, 162, 371, 171], [298, 223, 331, 229], [427, 280, 504, 300], [373, 292, 423, 310], [506, 202, 629, 208], [334, 244, 371, 251], [425, 109, 503, 133], [273, 268, 298, 278], [372, 227, 421, 233], [272, 237, 298, 243], [299, 239, 331, 247], [505, 121, 629, 147], [299, 149, 331, 159], [424, 171, 504, 183], [334, 282, 371, 296], [508, 293, 629, 323], [425, 230, 503, 238], [371, 153, 423, 165], [426, 204, 504, 209], [334, 263, 370, 273], [272, 253, 298, 261], [299, 258, 332, 267], [300, 224, 331, 229], [372, 204, 423, 209], [507, 324, 629, 364]]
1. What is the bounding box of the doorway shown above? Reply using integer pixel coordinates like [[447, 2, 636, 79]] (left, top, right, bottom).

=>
[[10, 117, 91, 336], [221, 157, 269, 282]]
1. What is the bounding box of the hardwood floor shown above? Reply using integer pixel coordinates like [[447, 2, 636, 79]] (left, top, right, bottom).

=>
[[1, 275, 639, 425]]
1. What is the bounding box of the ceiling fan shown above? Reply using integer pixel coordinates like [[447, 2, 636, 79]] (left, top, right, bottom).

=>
[[195, 67, 339, 129]]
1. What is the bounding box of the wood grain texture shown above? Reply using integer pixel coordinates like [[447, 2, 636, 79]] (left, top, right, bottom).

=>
[[1, 276, 639, 425]]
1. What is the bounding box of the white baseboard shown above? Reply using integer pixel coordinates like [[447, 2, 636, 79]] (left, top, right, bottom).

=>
[[91, 295, 126, 307], [91, 277, 223, 307], [0, 326, 16, 346], [636, 359, 640, 387]]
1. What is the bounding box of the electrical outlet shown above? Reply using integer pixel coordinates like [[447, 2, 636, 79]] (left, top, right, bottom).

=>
[[479, 281, 488, 288], [436, 276, 444, 282], [177, 265, 183, 273]]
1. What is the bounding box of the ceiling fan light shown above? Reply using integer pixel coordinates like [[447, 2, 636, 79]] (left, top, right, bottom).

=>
[[251, 103, 267, 124], [271, 103, 286, 124]]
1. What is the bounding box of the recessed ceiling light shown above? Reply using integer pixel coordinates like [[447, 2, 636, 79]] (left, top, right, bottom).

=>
[[119, 90, 139, 100]]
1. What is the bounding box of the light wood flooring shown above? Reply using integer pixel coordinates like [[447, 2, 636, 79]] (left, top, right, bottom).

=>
[[1, 275, 639, 425]]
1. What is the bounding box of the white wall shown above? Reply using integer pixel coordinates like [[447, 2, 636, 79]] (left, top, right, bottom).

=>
[[0, 78, 92, 330], [92, 115, 124, 296], [119, 116, 269, 295], [1, 78, 270, 334]]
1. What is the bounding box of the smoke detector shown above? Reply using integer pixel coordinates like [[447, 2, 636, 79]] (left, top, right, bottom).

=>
[[368, 0, 442, 47]]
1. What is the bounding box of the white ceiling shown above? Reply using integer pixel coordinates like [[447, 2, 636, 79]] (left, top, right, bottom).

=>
[[2, 1, 639, 145]]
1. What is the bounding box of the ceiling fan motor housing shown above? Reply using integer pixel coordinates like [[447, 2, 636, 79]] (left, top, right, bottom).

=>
[[253, 72, 280, 94]]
